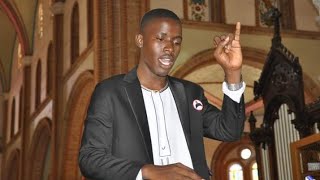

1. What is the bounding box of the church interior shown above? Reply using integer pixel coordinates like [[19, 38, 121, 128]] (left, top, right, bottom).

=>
[[0, 0, 320, 179]]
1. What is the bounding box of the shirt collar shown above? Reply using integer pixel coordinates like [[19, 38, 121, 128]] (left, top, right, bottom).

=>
[[141, 82, 169, 93]]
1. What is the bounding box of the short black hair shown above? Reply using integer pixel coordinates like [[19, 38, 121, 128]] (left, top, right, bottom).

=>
[[140, 8, 181, 32]]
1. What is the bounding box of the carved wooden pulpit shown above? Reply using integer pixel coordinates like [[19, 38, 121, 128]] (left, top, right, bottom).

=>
[[249, 7, 318, 180]]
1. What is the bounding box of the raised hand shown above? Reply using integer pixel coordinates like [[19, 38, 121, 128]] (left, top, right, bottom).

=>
[[213, 22, 242, 83], [142, 163, 204, 180]]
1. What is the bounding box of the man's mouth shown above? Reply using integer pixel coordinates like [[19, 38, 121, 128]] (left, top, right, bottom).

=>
[[159, 55, 174, 67]]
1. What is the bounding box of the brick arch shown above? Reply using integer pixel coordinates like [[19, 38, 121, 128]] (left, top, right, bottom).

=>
[[28, 118, 52, 180], [4, 149, 20, 180], [62, 70, 94, 180]]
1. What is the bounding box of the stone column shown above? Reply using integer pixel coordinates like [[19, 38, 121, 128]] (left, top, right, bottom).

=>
[[21, 55, 32, 180], [94, 0, 144, 82], [50, 1, 64, 179]]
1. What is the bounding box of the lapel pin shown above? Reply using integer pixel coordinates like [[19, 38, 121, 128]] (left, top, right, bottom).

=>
[[193, 99, 203, 111]]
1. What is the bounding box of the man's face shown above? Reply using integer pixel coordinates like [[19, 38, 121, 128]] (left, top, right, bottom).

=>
[[137, 17, 182, 78]]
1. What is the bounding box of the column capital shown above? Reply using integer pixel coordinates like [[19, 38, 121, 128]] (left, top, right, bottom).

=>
[[23, 56, 32, 66], [50, 2, 65, 15]]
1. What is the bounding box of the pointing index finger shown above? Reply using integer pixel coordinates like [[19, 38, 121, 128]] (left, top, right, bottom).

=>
[[234, 22, 241, 41]]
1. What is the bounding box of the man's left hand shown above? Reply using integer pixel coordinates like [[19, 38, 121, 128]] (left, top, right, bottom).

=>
[[213, 22, 242, 83]]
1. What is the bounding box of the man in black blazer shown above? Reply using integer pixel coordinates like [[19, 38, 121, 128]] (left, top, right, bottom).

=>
[[79, 8, 245, 180]]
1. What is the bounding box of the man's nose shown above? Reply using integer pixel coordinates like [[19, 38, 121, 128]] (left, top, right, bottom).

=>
[[163, 41, 174, 53]]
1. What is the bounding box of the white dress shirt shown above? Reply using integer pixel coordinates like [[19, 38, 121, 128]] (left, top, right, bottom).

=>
[[136, 82, 246, 179], [141, 84, 194, 168]]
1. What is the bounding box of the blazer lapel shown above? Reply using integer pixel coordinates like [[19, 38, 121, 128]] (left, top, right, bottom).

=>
[[123, 68, 153, 163], [168, 77, 191, 148]]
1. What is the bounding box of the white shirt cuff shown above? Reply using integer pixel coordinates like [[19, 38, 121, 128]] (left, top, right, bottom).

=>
[[222, 81, 246, 103], [136, 169, 143, 180]]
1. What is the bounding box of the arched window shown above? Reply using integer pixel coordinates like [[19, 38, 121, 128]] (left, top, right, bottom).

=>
[[47, 43, 53, 96], [71, 3, 79, 64], [10, 98, 16, 138], [229, 163, 243, 180], [212, 135, 259, 180], [19, 87, 23, 130], [252, 162, 259, 180], [87, 0, 94, 44], [35, 60, 42, 108], [24, 66, 31, 118]]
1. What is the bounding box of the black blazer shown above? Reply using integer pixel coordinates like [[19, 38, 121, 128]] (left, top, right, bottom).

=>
[[79, 68, 245, 180]]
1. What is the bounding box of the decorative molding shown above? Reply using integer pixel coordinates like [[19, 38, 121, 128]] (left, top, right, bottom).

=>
[[182, 20, 320, 40], [187, 0, 210, 21], [50, 2, 64, 15]]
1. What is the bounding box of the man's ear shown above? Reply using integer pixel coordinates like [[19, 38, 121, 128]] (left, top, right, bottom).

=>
[[135, 34, 143, 48]]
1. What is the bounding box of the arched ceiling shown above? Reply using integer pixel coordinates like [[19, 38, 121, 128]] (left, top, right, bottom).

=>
[[0, 0, 37, 91]]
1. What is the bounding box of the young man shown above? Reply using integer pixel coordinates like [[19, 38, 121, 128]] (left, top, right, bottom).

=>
[[79, 8, 245, 180]]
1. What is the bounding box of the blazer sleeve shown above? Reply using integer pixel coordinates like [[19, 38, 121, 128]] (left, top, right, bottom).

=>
[[78, 82, 144, 180], [200, 87, 245, 142]]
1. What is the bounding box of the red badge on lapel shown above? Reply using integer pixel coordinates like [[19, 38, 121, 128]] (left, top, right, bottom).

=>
[[193, 99, 203, 111]]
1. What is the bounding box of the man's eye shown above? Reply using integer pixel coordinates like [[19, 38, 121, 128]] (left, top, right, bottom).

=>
[[174, 41, 181, 45], [156, 37, 163, 41]]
